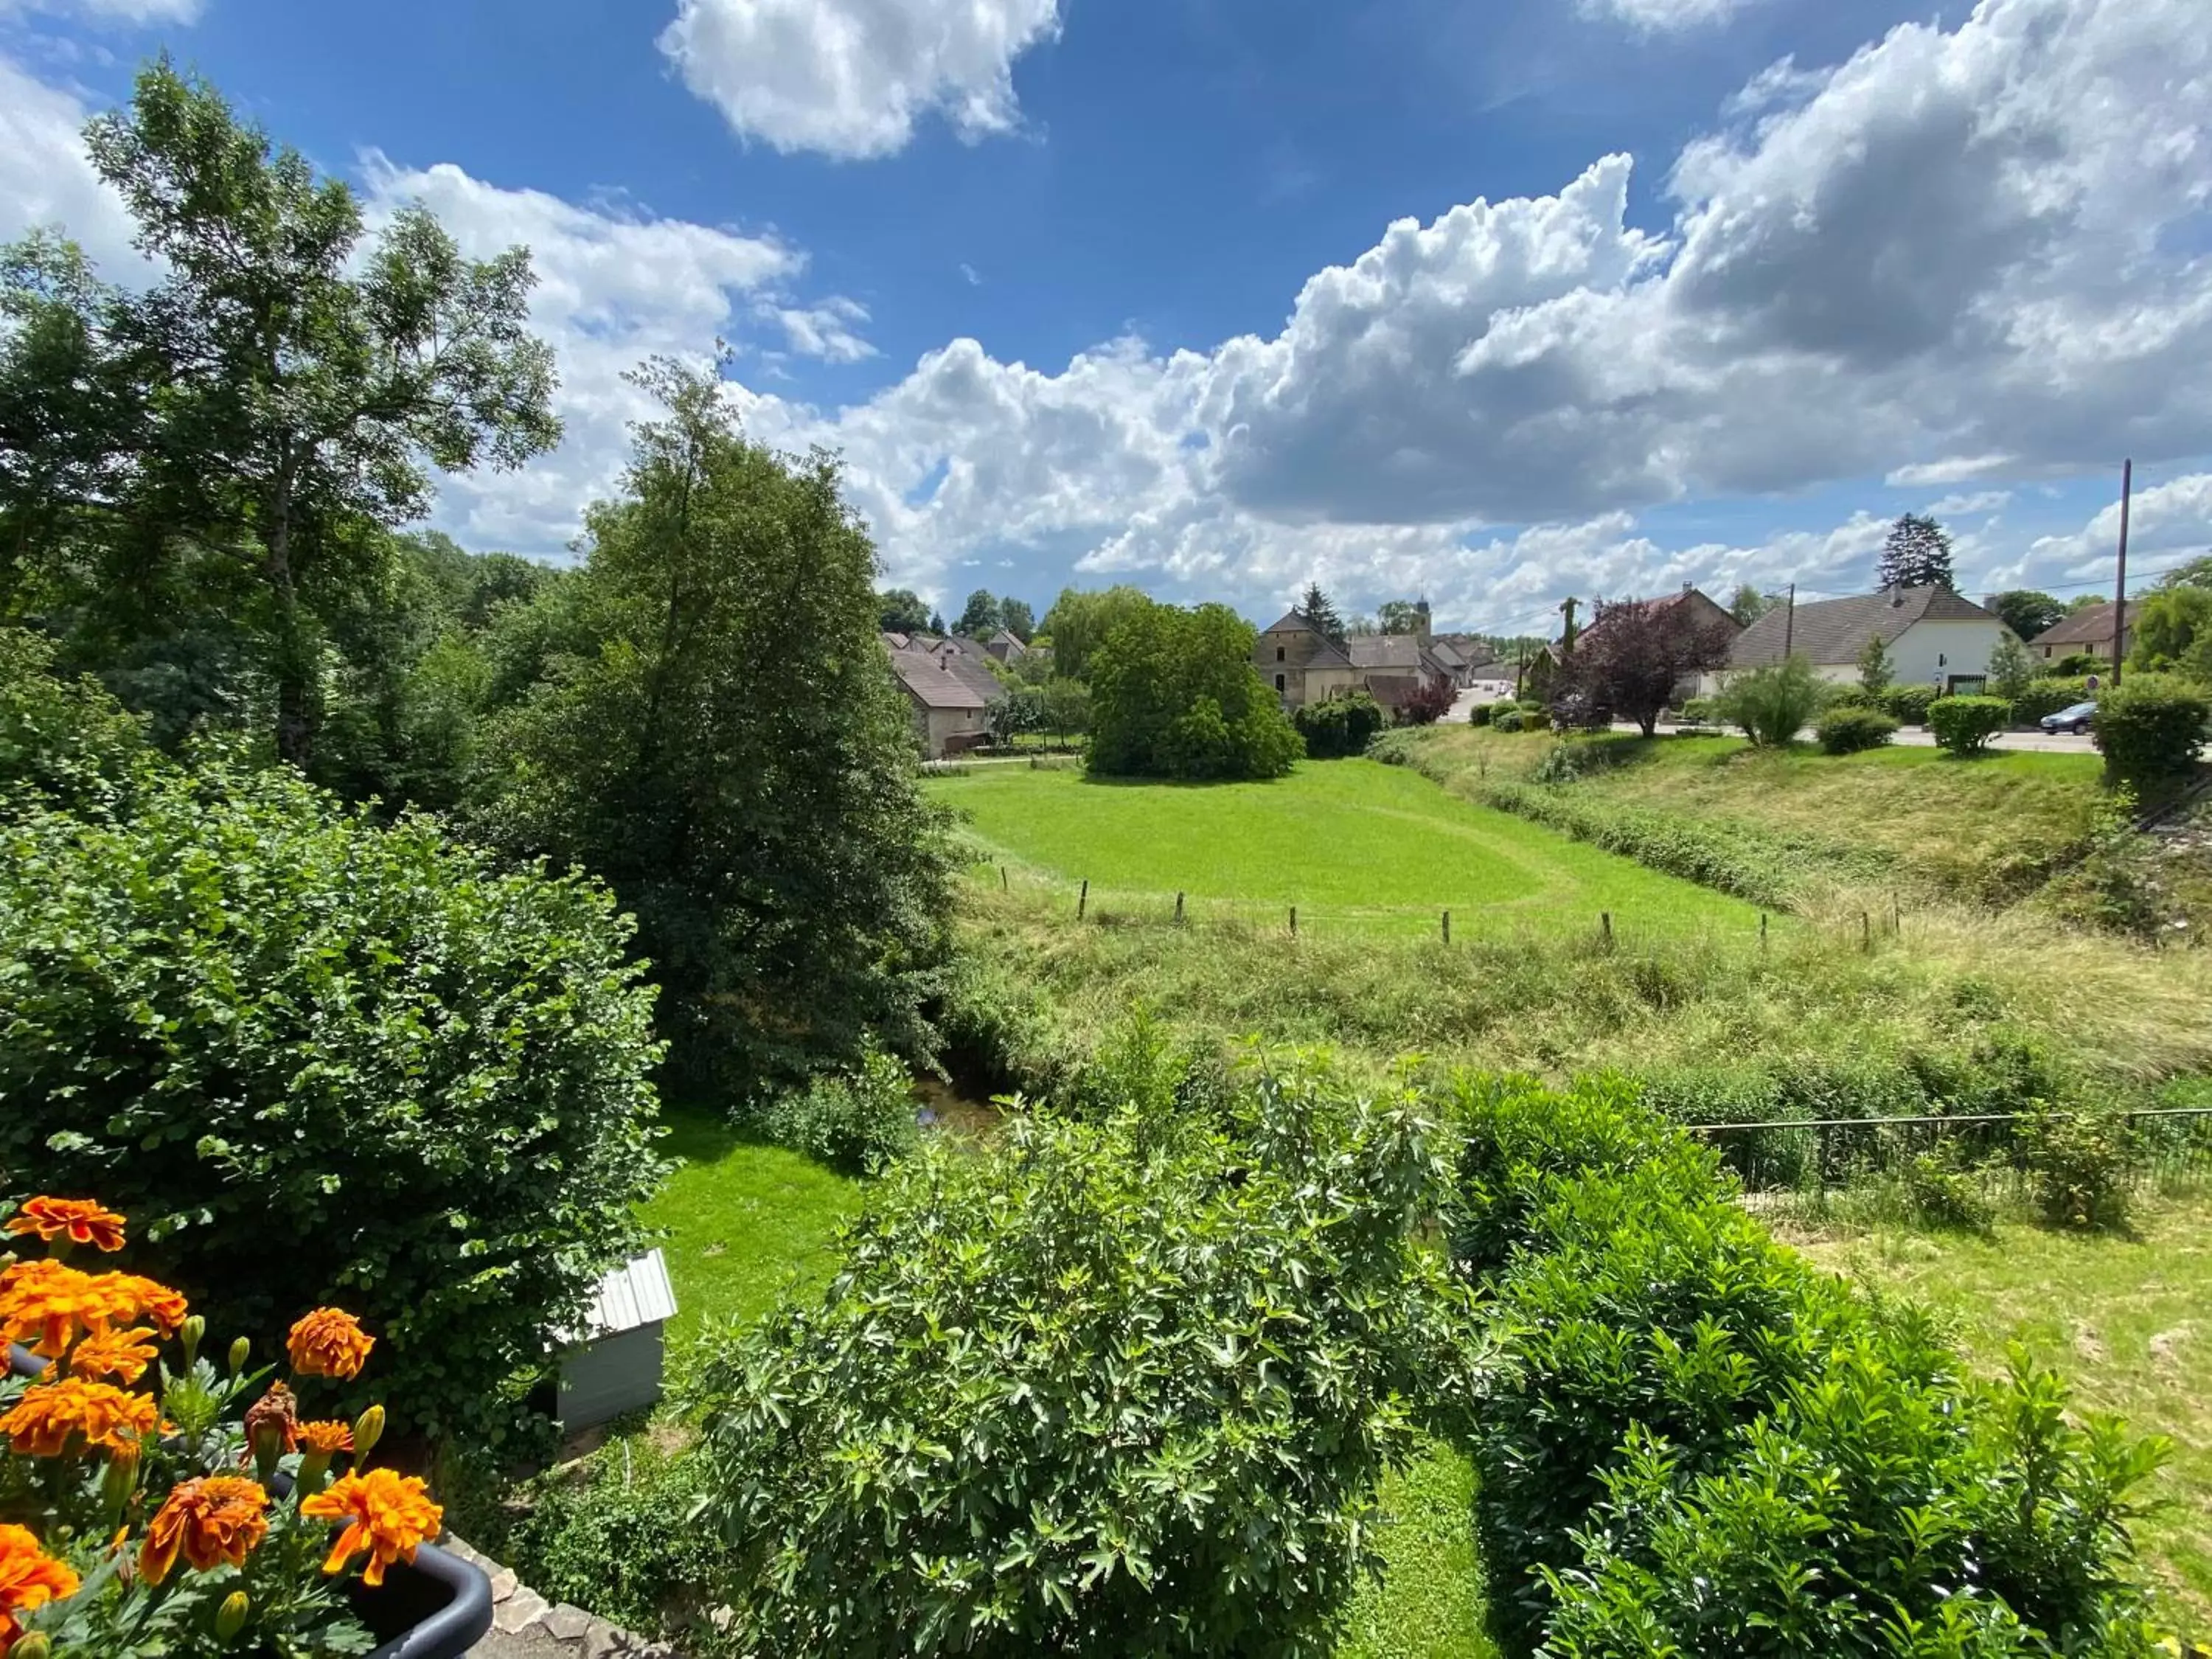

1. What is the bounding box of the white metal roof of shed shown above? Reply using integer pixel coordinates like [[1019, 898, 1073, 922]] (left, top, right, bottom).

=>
[[557, 1249, 677, 1345]]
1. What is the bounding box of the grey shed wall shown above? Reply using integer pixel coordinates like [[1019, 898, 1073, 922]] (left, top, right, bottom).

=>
[[557, 1322, 665, 1430]]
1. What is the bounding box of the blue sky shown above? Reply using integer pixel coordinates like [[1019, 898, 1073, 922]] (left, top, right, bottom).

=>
[[2, 0, 2209, 632]]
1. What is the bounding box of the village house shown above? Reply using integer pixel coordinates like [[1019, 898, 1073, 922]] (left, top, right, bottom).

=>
[[883, 633, 1004, 757], [1256, 601, 1456, 714], [1704, 585, 2017, 696], [2025, 600, 2130, 665]]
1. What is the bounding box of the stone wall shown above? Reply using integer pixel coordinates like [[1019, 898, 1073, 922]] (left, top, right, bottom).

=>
[[442, 1537, 678, 1659]]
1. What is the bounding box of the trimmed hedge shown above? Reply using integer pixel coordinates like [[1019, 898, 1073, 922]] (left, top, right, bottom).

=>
[[2011, 675, 2097, 726], [2094, 672, 2209, 790], [1878, 682, 1941, 725], [1297, 688, 1387, 757], [1450, 1076, 2168, 1656], [1815, 706, 1899, 754], [1928, 694, 2011, 755]]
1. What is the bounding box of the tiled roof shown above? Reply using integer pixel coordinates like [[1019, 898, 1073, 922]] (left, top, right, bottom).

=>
[[1348, 634, 1437, 672], [2029, 601, 2126, 648], [1262, 610, 1318, 636], [1728, 586, 2003, 669], [888, 644, 998, 710], [1304, 641, 1354, 669]]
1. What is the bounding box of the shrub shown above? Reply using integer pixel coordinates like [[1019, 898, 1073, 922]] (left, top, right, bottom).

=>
[[1394, 677, 1458, 726], [1821, 681, 1875, 712], [0, 753, 667, 1449], [1815, 706, 1900, 754], [0, 1194, 445, 1658], [1714, 656, 1823, 746], [2012, 675, 2096, 726], [1929, 694, 2012, 755], [510, 1446, 720, 1640], [1901, 1147, 1997, 1234], [2019, 1105, 2135, 1232], [2056, 650, 2109, 677], [755, 1043, 920, 1175], [1493, 708, 1527, 732], [1297, 688, 1387, 757], [1879, 682, 1942, 725], [1, 630, 158, 815], [1466, 699, 1494, 726], [1522, 708, 1551, 731], [689, 1055, 1475, 1655], [1677, 695, 1717, 723], [2093, 672, 2209, 790]]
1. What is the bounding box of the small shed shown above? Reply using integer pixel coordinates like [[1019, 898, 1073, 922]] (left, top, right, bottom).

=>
[[555, 1250, 677, 1430]]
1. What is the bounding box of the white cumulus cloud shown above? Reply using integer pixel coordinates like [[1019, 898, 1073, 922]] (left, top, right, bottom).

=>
[[658, 0, 1062, 160], [0, 0, 200, 22], [1578, 0, 1761, 35]]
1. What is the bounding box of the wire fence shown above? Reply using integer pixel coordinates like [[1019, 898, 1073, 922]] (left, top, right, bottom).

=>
[[1683, 1107, 2212, 1225]]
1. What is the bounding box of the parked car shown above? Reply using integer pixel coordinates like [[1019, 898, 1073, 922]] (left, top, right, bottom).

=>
[[2040, 700, 2096, 735]]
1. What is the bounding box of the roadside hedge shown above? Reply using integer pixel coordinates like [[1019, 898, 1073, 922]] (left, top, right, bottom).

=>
[[2011, 675, 2096, 726], [1815, 706, 1899, 754], [1450, 1075, 2169, 1657], [1879, 682, 1942, 725], [1929, 694, 2011, 755], [0, 719, 667, 1448], [1298, 688, 1387, 757], [2094, 672, 2209, 790]]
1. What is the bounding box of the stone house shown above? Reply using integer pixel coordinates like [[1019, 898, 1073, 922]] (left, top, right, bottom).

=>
[[2026, 601, 2130, 665], [886, 638, 1001, 757], [1255, 605, 1456, 714]]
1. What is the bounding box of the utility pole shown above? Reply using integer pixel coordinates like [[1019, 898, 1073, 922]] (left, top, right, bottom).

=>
[[1558, 596, 1581, 655], [1781, 582, 1796, 659], [2112, 458, 2132, 688]]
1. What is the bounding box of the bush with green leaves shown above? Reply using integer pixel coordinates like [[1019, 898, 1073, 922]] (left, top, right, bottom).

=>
[[2019, 1104, 2136, 1232], [1815, 706, 1899, 754], [1450, 1075, 2167, 1655], [1677, 695, 1717, 723], [1493, 707, 1528, 733], [689, 1055, 1477, 1657], [1467, 698, 1495, 726], [1928, 693, 2012, 755], [755, 1043, 920, 1175], [1820, 682, 1875, 712], [1088, 598, 1301, 781], [0, 732, 666, 1449], [2011, 675, 2098, 726], [1878, 681, 1942, 725], [1295, 687, 1386, 758], [1714, 655, 1824, 746], [2093, 672, 2209, 790], [509, 1445, 720, 1640]]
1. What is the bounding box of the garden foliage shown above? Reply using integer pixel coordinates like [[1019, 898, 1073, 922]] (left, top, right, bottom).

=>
[[1450, 1075, 2170, 1657], [688, 1055, 1476, 1657], [0, 673, 666, 1447], [1878, 682, 1942, 726], [2010, 676, 2098, 726], [1928, 694, 2011, 755], [1815, 706, 1899, 755], [754, 1043, 919, 1176], [2092, 673, 2209, 790], [1549, 597, 1736, 738], [1295, 689, 1386, 758], [1714, 656, 1823, 747], [1087, 599, 1301, 782]]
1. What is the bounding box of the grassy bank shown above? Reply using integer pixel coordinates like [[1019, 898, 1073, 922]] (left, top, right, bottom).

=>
[[1376, 726, 2108, 909], [1796, 1200, 2212, 1636]]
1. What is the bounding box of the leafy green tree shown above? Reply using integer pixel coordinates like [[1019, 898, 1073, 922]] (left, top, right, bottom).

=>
[[1857, 630, 1895, 695], [2128, 585, 2212, 672], [1728, 583, 1772, 627], [877, 588, 932, 634], [0, 62, 560, 766], [1876, 513, 1955, 590], [1041, 675, 1091, 741], [1298, 580, 1348, 646], [691, 1055, 1474, 1656], [1378, 599, 1425, 635], [990, 683, 1047, 744], [1551, 595, 1737, 737], [476, 359, 955, 1095], [1088, 598, 1301, 780], [956, 588, 1001, 637], [1038, 584, 1155, 682], [999, 597, 1035, 642], [1986, 631, 2035, 702], [1987, 589, 2066, 641]]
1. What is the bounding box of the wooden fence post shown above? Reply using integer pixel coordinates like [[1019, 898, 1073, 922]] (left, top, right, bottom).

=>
[[1290, 905, 1298, 939], [1175, 891, 1185, 927], [1600, 911, 1613, 948], [1759, 912, 1769, 953], [1442, 909, 1451, 945], [1078, 879, 1088, 922], [1861, 911, 1872, 953], [1000, 865, 1009, 892]]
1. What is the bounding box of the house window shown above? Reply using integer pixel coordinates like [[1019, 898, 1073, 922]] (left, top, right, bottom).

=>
[[1276, 646, 1286, 661], [1276, 673, 1286, 692]]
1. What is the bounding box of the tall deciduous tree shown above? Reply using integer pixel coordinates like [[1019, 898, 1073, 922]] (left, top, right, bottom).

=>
[[476, 358, 953, 1095], [1040, 584, 1154, 681], [1088, 597, 1301, 780], [1877, 514, 1955, 591], [1858, 632, 1895, 695], [1298, 580, 1348, 645], [0, 61, 559, 765], [1551, 597, 1738, 737], [1729, 584, 1773, 627], [956, 588, 1001, 637], [877, 588, 931, 634], [1987, 590, 2066, 642], [1377, 599, 1425, 635]]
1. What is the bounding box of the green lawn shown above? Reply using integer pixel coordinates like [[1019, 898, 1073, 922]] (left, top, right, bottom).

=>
[[1338, 1442, 1494, 1659], [928, 759, 1751, 938], [641, 1111, 864, 1344], [1797, 1200, 2212, 1636]]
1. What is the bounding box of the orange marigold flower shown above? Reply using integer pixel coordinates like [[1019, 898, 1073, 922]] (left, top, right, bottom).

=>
[[302, 1469, 442, 1588], [111, 1276, 188, 1338], [299, 1420, 355, 1456], [0, 1377, 159, 1458], [287, 1308, 373, 1380], [4, 1197, 126, 1254], [67, 1326, 160, 1385], [1, 1523, 80, 1657], [136, 1478, 270, 1586], [0, 1261, 104, 1358], [243, 1382, 299, 1456]]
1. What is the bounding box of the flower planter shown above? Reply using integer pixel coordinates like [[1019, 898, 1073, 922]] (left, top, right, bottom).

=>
[[8, 1341, 492, 1659]]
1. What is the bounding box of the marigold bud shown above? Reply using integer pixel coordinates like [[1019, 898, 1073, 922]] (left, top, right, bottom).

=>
[[181, 1313, 206, 1367], [216, 1590, 251, 1641], [226, 1336, 250, 1376], [351, 1404, 386, 1463], [13, 1633, 52, 1659]]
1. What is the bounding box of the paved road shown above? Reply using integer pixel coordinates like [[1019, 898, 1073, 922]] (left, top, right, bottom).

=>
[[1446, 691, 2097, 754]]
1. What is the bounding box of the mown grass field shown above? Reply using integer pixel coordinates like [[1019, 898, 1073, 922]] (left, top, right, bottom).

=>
[[1797, 1200, 2212, 1637], [927, 759, 1753, 939]]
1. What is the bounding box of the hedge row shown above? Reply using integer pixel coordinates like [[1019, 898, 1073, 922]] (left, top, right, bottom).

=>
[[1450, 1074, 2171, 1656]]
